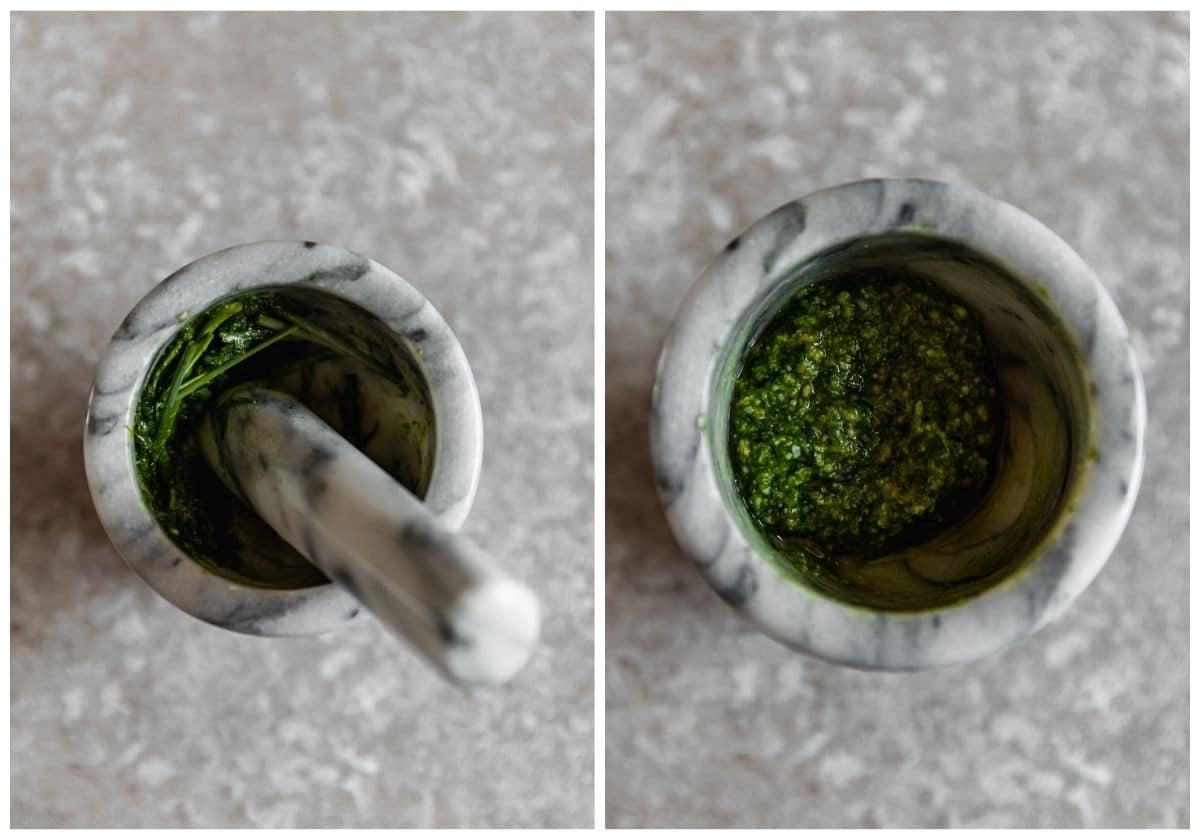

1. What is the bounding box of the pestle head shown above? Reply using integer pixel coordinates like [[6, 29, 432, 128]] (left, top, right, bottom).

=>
[[444, 576, 541, 686], [200, 383, 540, 686]]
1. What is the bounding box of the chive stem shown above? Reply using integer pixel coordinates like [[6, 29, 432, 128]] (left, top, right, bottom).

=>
[[178, 325, 300, 398]]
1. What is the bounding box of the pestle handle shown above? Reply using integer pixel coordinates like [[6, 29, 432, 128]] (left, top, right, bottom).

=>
[[199, 384, 540, 686]]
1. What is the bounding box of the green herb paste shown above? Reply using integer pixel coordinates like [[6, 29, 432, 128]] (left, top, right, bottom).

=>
[[730, 274, 1001, 559], [133, 288, 431, 588]]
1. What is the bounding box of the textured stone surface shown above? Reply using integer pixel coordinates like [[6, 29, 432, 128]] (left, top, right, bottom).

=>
[[13, 11, 593, 828], [606, 11, 1186, 829]]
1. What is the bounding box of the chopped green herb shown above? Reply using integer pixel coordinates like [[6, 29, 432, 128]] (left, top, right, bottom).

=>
[[133, 288, 430, 588], [730, 274, 1002, 560]]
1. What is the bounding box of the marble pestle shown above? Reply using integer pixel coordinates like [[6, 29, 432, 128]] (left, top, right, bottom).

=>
[[199, 383, 540, 687]]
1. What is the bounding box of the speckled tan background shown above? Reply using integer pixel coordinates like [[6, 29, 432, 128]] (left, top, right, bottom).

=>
[[12, 11, 593, 828], [606, 11, 1187, 828]]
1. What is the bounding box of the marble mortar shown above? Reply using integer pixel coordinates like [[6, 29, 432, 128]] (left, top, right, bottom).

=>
[[650, 178, 1145, 670], [84, 240, 484, 638]]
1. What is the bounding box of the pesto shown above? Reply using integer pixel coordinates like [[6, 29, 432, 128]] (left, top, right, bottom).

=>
[[730, 274, 1001, 560], [133, 288, 431, 588]]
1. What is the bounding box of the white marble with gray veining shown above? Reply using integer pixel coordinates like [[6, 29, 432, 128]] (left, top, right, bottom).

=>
[[651, 178, 1144, 670], [607, 11, 1186, 829], [200, 383, 539, 685], [85, 240, 486, 638]]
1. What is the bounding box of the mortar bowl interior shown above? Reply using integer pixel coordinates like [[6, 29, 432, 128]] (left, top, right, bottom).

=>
[[133, 285, 438, 590], [708, 233, 1095, 611]]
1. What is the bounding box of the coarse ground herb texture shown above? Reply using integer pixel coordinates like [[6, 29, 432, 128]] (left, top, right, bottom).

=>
[[133, 288, 431, 588], [730, 273, 1002, 560]]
